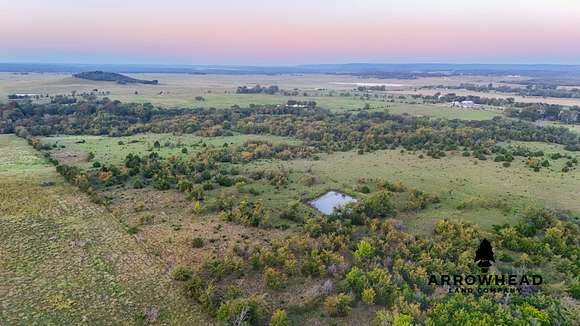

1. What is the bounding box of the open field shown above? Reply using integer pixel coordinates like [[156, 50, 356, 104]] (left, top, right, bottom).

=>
[[39, 131, 579, 235], [244, 147, 580, 234], [0, 73, 504, 120], [41, 133, 302, 168], [0, 134, 208, 325], [0, 72, 529, 97]]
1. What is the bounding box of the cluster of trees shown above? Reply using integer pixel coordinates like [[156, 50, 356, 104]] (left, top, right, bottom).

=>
[[171, 185, 578, 324], [357, 85, 387, 92], [420, 92, 580, 124], [236, 85, 280, 94], [3, 99, 579, 155], [423, 82, 580, 99], [504, 105, 580, 124], [0, 98, 196, 135], [490, 144, 579, 172], [454, 82, 580, 99]]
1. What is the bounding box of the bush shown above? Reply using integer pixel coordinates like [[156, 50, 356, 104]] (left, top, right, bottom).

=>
[[206, 255, 244, 280], [324, 293, 352, 317], [171, 266, 193, 281], [184, 274, 204, 299], [192, 237, 204, 248], [356, 191, 394, 218], [569, 282, 580, 299], [270, 309, 290, 326], [264, 267, 286, 289], [354, 240, 374, 259], [360, 185, 371, 194], [216, 295, 267, 326], [132, 179, 144, 189], [362, 287, 376, 305]]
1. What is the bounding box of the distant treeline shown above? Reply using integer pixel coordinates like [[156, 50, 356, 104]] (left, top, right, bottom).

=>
[[236, 85, 280, 94]]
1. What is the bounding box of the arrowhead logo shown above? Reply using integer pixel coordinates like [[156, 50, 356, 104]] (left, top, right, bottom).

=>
[[474, 239, 495, 273]]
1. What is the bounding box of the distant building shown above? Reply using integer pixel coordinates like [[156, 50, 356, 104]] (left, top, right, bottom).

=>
[[452, 100, 478, 108], [285, 100, 316, 109]]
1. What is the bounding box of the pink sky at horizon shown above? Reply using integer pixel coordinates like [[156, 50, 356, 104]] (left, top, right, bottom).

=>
[[1, 0, 580, 64]]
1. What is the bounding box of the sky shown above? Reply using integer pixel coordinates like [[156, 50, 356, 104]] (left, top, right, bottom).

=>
[[1, 0, 580, 65]]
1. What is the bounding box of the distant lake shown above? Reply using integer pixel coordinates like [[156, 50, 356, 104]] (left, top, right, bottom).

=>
[[309, 191, 357, 215]]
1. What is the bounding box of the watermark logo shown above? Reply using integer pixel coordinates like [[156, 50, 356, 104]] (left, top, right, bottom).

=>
[[428, 238, 543, 294], [474, 238, 494, 273]]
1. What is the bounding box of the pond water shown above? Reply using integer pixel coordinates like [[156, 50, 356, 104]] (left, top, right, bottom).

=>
[[309, 191, 357, 215]]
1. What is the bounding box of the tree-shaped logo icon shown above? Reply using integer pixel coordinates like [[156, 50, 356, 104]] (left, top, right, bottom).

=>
[[474, 239, 495, 273]]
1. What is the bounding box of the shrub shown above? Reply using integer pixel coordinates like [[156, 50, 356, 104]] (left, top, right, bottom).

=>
[[362, 287, 376, 305], [171, 266, 192, 281], [569, 282, 580, 299], [270, 309, 290, 326], [324, 293, 352, 317], [357, 191, 394, 218], [198, 283, 222, 315], [360, 185, 371, 194], [184, 274, 204, 299], [283, 258, 298, 275], [132, 179, 144, 189], [192, 237, 204, 248], [206, 255, 244, 280], [373, 310, 414, 326], [354, 240, 374, 259], [264, 267, 286, 289], [216, 295, 267, 326]]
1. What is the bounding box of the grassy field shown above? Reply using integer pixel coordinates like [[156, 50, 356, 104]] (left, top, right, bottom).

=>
[[41, 133, 302, 168], [0, 134, 209, 325], [243, 147, 580, 233], [37, 131, 579, 235]]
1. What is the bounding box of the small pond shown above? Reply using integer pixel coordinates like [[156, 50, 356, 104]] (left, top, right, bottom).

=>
[[309, 191, 357, 215]]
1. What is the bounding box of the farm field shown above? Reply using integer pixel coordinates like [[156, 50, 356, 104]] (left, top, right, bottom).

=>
[[0, 134, 208, 325], [0, 73, 503, 119]]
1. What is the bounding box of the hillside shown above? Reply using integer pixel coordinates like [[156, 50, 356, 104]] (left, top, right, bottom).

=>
[[73, 71, 158, 84]]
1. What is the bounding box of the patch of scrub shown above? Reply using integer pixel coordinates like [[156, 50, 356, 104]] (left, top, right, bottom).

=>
[[309, 191, 357, 215]]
